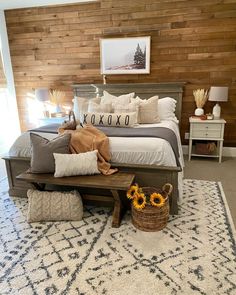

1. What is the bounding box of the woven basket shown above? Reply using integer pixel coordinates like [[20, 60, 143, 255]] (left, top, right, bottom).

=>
[[131, 185, 171, 232]]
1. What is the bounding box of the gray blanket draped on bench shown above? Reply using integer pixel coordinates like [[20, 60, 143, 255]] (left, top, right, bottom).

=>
[[30, 124, 181, 167]]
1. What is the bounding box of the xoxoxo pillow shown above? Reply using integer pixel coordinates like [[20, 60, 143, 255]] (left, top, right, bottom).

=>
[[82, 112, 138, 127]]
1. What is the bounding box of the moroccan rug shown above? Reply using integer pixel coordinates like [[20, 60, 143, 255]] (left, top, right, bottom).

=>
[[0, 178, 235, 295]]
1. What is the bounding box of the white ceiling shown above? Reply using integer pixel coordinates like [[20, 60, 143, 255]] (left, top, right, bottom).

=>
[[0, 0, 97, 10]]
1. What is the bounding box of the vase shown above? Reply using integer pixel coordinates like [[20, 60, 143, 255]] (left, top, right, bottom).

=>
[[194, 108, 204, 116], [55, 104, 61, 113]]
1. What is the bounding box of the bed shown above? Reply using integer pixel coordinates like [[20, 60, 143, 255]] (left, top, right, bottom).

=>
[[3, 82, 185, 214]]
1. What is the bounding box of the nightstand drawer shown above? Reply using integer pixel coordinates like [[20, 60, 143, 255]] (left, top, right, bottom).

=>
[[192, 129, 222, 138], [192, 123, 222, 138]]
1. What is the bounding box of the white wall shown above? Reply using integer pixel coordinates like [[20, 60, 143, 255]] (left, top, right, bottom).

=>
[[0, 10, 21, 150]]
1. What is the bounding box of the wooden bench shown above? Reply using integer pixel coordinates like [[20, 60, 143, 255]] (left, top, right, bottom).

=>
[[16, 171, 135, 228]]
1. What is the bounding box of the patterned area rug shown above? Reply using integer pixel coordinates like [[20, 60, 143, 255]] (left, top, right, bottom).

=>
[[0, 178, 236, 295]]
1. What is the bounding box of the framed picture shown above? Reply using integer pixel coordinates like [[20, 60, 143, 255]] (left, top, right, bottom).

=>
[[100, 36, 150, 75]]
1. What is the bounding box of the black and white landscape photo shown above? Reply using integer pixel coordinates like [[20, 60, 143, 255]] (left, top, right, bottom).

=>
[[100, 36, 150, 74]]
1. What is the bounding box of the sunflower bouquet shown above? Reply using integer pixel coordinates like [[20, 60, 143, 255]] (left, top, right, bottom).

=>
[[127, 184, 166, 211]]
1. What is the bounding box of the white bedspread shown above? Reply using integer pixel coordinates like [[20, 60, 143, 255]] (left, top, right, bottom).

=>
[[8, 121, 184, 200], [9, 121, 183, 168]]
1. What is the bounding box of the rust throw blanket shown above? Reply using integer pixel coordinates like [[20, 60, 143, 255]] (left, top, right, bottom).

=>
[[58, 124, 117, 175]]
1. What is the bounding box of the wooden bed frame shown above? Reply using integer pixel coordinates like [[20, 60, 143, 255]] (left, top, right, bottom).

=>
[[3, 82, 185, 214]]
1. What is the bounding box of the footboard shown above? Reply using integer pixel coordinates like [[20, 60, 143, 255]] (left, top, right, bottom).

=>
[[3, 156, 32, 197], [3, 156, 181, 214], [113, 163, 181, 214]]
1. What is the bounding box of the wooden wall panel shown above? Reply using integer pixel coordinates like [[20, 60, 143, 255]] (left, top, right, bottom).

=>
[[5, 0, 236, 146]]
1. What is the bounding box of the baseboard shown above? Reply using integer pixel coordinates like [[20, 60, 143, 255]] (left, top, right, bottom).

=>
[[182, 145, 236, 157]]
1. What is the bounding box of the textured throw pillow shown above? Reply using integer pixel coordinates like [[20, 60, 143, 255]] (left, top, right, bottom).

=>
[[27, 189, 83, 222], [30, 133, 71, 173], [101, 90, 135, 106], [132, 96, 160, 124], [113, 101, 139, 114], [113, 102, 139, 123], [73, 96, 101, 121], [53, 150, 100, 177], [158, 97, 178, 123], [88, 101, 112, 113], [81, 112, 138, 127]]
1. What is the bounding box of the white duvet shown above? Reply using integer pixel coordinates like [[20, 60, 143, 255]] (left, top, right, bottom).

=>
[[8, 121, 184, 199], [9, 121, 183, 168]]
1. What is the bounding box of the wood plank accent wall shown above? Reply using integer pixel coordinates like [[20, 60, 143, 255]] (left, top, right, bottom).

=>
[[5, 0, 236, 146]]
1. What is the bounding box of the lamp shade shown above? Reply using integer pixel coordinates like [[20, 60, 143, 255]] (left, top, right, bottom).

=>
[[208, 86, 228, 102], [35, 88, 49, 102]]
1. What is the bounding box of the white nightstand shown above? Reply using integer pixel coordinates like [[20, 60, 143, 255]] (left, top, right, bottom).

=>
[[38, 116, 67, 127], [188, 117, 226, 163]]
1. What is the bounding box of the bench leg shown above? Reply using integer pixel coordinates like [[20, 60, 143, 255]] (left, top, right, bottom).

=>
[[169, 190, 178, 215], [110, 189, 124, 228]]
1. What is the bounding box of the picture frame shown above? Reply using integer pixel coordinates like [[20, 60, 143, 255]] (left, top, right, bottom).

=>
[[100, 36, 151, 75]]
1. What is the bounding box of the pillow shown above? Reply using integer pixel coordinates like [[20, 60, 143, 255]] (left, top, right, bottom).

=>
[[88, 101, 112, 113], [73, 96, 101, 121], [113, 101, 139, 113], [101, 90, 135, 106], [158, 97, 178, 123], [131, 96, 160, 124], [27, 189, 83, 222], [81, 112, 138, 127], [113, 102, 139, 123], [30, 133, 71, 173], [54, 150, 100, 177]]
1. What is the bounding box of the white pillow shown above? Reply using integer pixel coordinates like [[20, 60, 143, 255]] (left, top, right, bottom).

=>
[[53, 150, 100, 177], [113, 102, 139, 122], [88, 101, 112, 113], [158, 97, 178, 123], [73, 96, 100, 121], [81, 112, 138, 127], [101, 90, 135, 106], [131, 96, 160, 124]]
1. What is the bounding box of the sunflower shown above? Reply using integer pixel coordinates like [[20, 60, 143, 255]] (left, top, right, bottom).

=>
[[127, 184, 139, 200], [133, 193, 146, 210], [150, 193, 165, 207]]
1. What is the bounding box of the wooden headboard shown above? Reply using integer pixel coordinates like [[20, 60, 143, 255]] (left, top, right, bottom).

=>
[[72, 83, 185, 123]]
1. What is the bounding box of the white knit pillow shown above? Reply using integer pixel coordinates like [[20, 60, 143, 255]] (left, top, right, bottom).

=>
[[53, 150, 100, 177], [27, 189, 83, 222], [81, 112, 138, 127]]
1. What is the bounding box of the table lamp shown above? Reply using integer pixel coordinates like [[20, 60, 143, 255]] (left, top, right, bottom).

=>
[[208, 86, 228, 119], [35, 88, 49, 117]]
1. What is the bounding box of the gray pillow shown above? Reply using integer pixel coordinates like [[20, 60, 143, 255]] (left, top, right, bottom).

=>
[[27, 189, 83, 222], [30, 133, 71, 173]]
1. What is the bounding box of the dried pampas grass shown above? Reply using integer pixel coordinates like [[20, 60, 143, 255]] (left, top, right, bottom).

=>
[[193, 89, 208, 108], [49, 90, 66, 105]]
